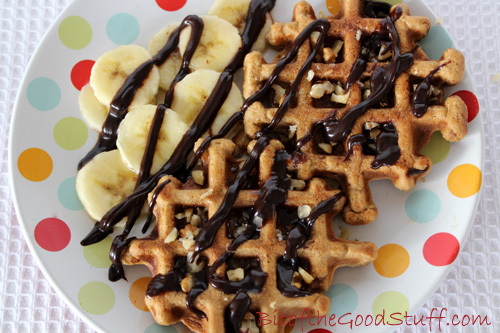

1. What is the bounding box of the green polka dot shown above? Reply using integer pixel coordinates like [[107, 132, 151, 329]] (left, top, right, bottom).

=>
[[145, 323, 178, 333], [83, 236, 113, 268], [59, 16, 92, 50], [420, 26, 453, 60], [379, 0, 402, 5], [78, 281, 115, 314], [420, 131, 450, 164], [53, 117, 88, 150], [372, 291, 409, 325]]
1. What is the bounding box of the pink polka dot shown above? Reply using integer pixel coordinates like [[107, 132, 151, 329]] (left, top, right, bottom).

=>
[[155, 0, 187, 11], [451, 90, 479, 123], [34, 218, 71, 252], [71, 59, 95, 91], [423, 232, 460, 266]]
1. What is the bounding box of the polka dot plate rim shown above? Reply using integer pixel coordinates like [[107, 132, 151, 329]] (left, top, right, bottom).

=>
[[7, 0, 483, 332]]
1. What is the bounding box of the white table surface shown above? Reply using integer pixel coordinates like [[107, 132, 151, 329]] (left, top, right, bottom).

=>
[[1, 0, 498, 332]]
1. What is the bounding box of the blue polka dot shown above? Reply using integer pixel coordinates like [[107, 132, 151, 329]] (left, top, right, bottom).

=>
[[405, 189, 441, 223], [106, 13, 140, 45], [145, 324, 177, 333], [58, 177, 83, 210], [27, 77, 61, 111], [420, 26, 453, 60], [325, 283, 358, 316]]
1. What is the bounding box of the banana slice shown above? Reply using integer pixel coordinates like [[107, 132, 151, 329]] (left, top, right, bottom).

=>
[[117, 104, 189, 174], [171, 69, 243, 135], [79, 83, 110, 132], [208, 0, 272, 52], [76, 150, 138, 221], [148, 23, 183, 91], [90, 44, 160, 107], [178, 15, 242, 72]]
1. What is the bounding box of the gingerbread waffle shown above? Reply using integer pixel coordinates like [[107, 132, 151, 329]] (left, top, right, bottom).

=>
[[121, 138, 377, 332], [243, 0, 468, 224]]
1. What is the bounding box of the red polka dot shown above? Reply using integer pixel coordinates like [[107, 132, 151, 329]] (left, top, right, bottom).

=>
[[155, 0, 187, 11], [423, 232, 460, 266], [34, 218, 71, 252], [451, 90, 479, 123], [71, 60, 95, 91]]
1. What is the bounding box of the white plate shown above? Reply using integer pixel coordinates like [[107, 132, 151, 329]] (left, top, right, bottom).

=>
[[8, 0, 483, 332]]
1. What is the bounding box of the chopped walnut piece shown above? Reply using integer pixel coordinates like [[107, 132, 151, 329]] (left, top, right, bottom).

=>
[[180, 224, 200, 238], [289, 179, 306, 191], [164, 227, 178, 244], [364, 122, 380, 131], [307, 70, 314, 81], [191, 170, 204, 186], [292, 272, 302, 289], [187, 252, 205, 273], [227, 268, 245, 282], [298, 267, 314, 284], [310, 81, 334, 99], [241, 316, 259, 333], [377, 44, 392, 61], [298, 205, 312, 219], [318, 142, 333, 154], [184, 208, 194, 222], [190, 214, 201, 227], [180, 236, 195, 250], [356, 30, 362, 41], [276, 229, 284, 242], [363, 89, 372, 100], [288, 125, 297, 138], [181, 273, 194, 293], [272, 84, 286, 105]]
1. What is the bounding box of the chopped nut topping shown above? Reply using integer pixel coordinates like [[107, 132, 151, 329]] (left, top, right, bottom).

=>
[[331, 90, 350, 104], [189, 214, 200, 227], [175, 212, 185, 220], [180, 236, 195, 250], [307, 70, 314, 81], [164, 227, 178, 244], [377, 44, 392, 61], [292, 272, 302, 289], [187, 252, 205, 273], [318, 142, 333, 154], [310, 81, 334, 99], [241, 317, 259, 333], [364, 122, 380, 131], [276, 229, 284, 242], [185, 208, 194, 222], [270, 301, 276, 309], [180, 224, 200, 238], [298, 205, 312, 219], [356, 30, 362, 41], [324, 40, 344, 63], [272, 84, 286, 105], [200, 188, 213, 200], [310, 31, 320, 46], [289, 179, 306, 191], [181, 273, 194, 293], [234, 225, 247, 238], [288, 125, 297, 138], [363, 89, 372, 100], [192, 170, 204, 186], [298, 267, 314, 284], [227, 268, 245, 282]]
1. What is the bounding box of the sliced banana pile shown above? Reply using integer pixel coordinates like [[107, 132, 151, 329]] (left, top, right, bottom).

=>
[[76, 0, 272, 223]]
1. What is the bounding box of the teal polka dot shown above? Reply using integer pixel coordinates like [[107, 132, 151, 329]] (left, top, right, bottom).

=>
[[420, 26, 453, 60], [405, 190, 441, 223], [58, 177, 83, 210], [145, 323, 177, 333], [106, 13, 140, 45], [27, 77, 61, 111], [325, 283, 358, 316]]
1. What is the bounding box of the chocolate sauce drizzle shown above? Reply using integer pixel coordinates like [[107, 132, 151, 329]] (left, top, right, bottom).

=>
[[295, 7, 413, 169], [346, 122, 400, 169], [411, 62, 449, 117], [277, 192, 344, 297], [363, 0, 392, 19]]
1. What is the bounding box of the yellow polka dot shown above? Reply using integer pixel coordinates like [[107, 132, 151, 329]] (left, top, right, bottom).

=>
[[447, 164, 482, 198], [373, 244, 410, 278], [17, 148, 53, 182], [326, 0, 341, 15], [129, 277, 152, 312]]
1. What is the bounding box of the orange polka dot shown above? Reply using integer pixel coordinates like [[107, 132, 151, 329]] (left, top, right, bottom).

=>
[[373, 244, 410, 278], [17, 148, 53, 182], [447, 164, 482, 198], [326, 0, 341, 15], [129, 277, 152, 312]]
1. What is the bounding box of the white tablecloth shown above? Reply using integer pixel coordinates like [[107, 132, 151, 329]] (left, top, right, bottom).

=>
[[0, 0, 498, 332]]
